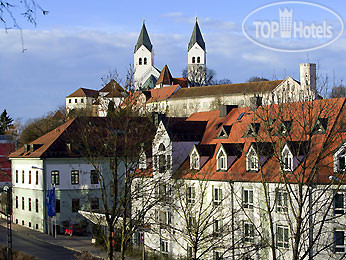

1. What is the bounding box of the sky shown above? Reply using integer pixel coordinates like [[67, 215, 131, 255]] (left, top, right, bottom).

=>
[[1, 0, 346, 122]]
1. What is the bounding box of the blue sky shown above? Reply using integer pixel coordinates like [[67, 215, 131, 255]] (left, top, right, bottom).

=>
[[1, 0, 346, 122]]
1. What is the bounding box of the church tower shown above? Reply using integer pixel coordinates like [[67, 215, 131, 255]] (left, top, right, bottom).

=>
[[188, 19, 206, 86], [134, 22, 154, 90]]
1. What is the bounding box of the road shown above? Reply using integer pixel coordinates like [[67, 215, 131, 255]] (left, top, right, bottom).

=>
[[0, 225, 77, 260]]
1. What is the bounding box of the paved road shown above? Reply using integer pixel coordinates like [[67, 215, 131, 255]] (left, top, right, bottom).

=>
[[0, 225, 77, 260]]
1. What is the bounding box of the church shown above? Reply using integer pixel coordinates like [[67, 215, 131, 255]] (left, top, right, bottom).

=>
[[65, 20, 317, 118]]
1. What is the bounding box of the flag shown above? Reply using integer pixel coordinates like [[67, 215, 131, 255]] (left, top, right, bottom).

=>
[[46, 187, 56, 217]]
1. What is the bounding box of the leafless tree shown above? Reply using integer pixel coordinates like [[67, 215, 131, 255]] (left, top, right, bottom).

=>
[[241, 98, 346, 259]]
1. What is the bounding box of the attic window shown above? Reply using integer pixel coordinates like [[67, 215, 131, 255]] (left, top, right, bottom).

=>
[[190, 151, 199, 170], [278, 121, 292, 136], [144, 57, 147, 65], [243, 123, 260, 138], [246, 146, 258, 172], [192, 57, 195, 64], [312, 118, 328, 134], [197, 57, 200, 63], [282, 146, 293, 172], [217, 149, 227, 171], [139, 58, 142, 65], [159, 143, 166, 152], [237, 112, 245, 121], [217, 127, 228, 139]]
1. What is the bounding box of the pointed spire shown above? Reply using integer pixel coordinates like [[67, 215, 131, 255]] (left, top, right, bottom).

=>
[[188, 19, 205, 51], [134, 22, 153, 53], [156, 65, 173, 86]]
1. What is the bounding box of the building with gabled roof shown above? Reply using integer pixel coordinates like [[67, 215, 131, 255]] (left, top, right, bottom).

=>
[[134, 97, 346, 259], [9, 116, 154, 234], [65, 80, 127, 117]]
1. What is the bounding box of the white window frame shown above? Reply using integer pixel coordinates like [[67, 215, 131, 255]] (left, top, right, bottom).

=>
[[157, 210, 171, 226], [213, 218, 223, 236], [186, 186, 196, 204], [213, 250, 223, 260], [217, 147, 227, 171], [334, 144, 346, 173], [242, 188, 254, 210], [282, 145, 293, 172], [334, 191, 345, 215], [244, 222, 255, 242], [190, 150, 200, 170], [246, 146, 258, 171], [334, 229, 346, 253], [160, 239, 169, 253], [213, 186, 223, 206], [276, 190, 288, 213], [276, 225, 289, 249]]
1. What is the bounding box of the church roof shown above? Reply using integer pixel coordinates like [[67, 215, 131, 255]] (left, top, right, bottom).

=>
[[156, 65, 173, 86], [188, 20, 205, 51], [134, 23, 153, 53]]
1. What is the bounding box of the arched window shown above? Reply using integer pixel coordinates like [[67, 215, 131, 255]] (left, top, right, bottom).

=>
[[190, 151, 199, 170], [282, 148, 293, 171], [192, 57, 195, 64], [247, 147, 258, 171], [159, 143, 166, 152], [139, 58, 142, 65], [144, 57, 147, 65], [197, 57, 200, 63], [217, 150, 226, 171]]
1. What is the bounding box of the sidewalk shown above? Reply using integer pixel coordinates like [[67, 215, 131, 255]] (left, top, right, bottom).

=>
[[0, 218, 107, 259]]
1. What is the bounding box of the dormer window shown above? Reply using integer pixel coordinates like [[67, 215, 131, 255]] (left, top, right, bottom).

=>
[[217, 149, 227, 171], [282, 146, 293, 172], [197, 56, 200, 63], [192, 57, 195, 64], [246, 146, 258, 172], [139, 58, 142, 65], [278, 121, 292, 136], [243, 123, 260, 138], [334, 144, 346, 173], [312, 118, 328, 134], [190, 150, 199, 170], [144, 57, 147, 65]]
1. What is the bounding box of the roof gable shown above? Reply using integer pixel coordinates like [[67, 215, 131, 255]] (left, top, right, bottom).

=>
[[67, 88, 99, 98], [156, 65, 173, 86]]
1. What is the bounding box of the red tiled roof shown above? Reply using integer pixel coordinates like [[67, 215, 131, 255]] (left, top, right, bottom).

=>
[[156, 65, 173, 86], [173, 78, 188, 88], [100, 79, 124, 93], [67, 88, 99, 98], [174, 98, 346, 184], [147, 85, 180, 103]]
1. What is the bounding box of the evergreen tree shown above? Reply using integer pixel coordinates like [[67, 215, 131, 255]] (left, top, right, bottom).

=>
[[0, 109, 13, 135]]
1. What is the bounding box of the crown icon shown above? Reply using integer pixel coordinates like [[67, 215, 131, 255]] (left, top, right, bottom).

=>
[[279, 8, 293, 38]]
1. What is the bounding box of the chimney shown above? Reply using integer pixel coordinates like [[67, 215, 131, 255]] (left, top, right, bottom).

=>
[[220, 105, 237, 117], [249, 96, 262, 111], [300, 63, 316, 91]]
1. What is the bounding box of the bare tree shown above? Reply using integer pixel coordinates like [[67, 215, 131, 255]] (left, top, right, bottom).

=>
[[241, 98, 346, 259], [182, 66, 215, 87]]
